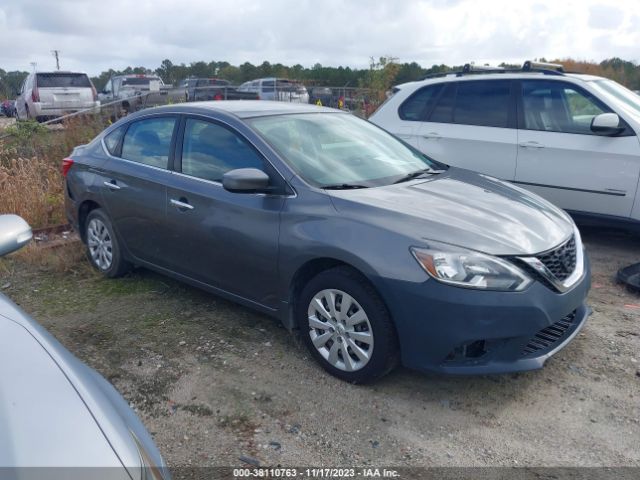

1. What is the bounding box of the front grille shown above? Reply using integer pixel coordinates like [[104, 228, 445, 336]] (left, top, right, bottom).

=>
[[537, 235, 577, 281], [522, 310, 577, 356]]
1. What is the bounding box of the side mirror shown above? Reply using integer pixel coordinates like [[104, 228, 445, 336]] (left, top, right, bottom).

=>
[[0, 215, 32, 257], [591, 113, 624, 136], [222, 168, 270, 193]]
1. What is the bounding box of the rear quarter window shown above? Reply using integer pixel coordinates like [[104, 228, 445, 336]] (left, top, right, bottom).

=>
[[398, 84, 444, 121], [103, 126, 126, 156]]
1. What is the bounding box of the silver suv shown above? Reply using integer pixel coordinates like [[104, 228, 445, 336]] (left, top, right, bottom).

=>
[[15, 71, 99, 121]]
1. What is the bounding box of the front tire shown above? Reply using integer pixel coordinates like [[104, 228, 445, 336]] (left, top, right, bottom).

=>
[[297, 266, 399, 383], [85, 209, 130, 278]]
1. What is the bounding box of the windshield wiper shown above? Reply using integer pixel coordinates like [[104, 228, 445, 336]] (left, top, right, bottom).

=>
[[322, 183, 369, 190], [393, 168, 444, 184]]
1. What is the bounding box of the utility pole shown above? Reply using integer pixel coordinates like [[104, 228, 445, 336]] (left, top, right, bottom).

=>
[[30, 62, 37, 72], [51, 50, 61, 70]]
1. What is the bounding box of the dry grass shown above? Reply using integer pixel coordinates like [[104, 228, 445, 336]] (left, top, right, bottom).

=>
[[0, 114, 110, 229], [0, 155, 65, 227], [11, 239, 87, 275]]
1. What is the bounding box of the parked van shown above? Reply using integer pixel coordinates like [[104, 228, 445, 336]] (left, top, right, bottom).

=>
[[238, 77, 309, 103], [15, 71, 99, 121]]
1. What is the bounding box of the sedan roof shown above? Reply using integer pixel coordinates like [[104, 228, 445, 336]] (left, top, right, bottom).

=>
[[146, 100, 342, 119]]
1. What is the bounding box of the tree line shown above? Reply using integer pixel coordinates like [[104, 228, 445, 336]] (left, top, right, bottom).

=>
[[2, 57, 639, 100]]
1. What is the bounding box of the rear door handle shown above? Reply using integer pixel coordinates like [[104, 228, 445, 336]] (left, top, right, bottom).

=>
[[170, 198, 194, 211], [518, 141, 544, 149], [103, 180, 121, 190], [422, 132, 442, 140]]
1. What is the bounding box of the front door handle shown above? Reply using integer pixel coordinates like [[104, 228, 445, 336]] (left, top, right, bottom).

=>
[[103, 180, 121, 190], [170, 198, 194, 211], [422, 132, 442, 140], [518, 141, 545, 149]]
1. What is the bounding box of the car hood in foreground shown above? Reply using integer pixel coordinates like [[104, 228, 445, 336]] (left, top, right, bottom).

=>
[[0, 315, 126, 473], [327, 168, 574, 256]]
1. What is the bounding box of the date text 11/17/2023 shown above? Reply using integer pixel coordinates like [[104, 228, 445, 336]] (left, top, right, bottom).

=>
[[232, 468, 401, 478]]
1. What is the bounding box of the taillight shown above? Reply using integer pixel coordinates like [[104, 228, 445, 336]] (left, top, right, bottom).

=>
[[91, 85, 98, 101], [213, 93, 223, 101], [32, 87, 40, 103], [62, 158, 74, 177]]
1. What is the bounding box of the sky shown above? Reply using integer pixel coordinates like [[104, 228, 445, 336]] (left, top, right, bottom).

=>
[[0, 0, 638, 76]]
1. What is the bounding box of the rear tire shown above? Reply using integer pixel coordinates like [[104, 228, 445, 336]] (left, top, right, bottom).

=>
[[296, 266, 399, 383], [85, 209, 130, 278]]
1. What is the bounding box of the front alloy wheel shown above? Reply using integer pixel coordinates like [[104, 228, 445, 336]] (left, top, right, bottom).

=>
[[297, 266, 399, 383], [308, 289, 374, 372]]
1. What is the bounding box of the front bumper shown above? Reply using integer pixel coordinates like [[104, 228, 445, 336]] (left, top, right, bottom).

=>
[[380, 254, 591, 375]]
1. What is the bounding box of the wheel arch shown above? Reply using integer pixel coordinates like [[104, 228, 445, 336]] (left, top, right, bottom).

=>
[[77, 199, 102, 243], [285, 257, 393, 332]]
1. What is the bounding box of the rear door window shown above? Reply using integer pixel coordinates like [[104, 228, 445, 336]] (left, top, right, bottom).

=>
[[36, 73, 91, 88], [428, 83, 456, 123], [121, 117, 177, 168], [453, 80, 511, 128]]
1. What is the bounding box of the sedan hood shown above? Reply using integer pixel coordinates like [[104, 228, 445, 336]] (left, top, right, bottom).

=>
[[328, 168, 573, 255], [0, 314, 126, 472]]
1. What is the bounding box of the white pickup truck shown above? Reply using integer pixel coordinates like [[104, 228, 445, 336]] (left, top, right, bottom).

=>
[[98, 74, 184, 115]]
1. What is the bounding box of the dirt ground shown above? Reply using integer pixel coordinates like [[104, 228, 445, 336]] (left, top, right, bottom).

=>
[[0, 116, 15, 130], [0, 226, 639, 471]]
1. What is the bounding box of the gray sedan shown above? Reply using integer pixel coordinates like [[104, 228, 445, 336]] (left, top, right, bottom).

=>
[[64, 101, 590, 383], [0, 215, 170, 479]]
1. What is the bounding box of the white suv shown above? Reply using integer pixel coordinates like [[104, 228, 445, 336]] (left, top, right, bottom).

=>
[[370, 61, 640, 227], [238, 77, 309, 103], [15, 71, 100, 122]]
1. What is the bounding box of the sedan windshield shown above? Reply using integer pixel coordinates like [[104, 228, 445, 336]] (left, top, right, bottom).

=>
[[248, 113, 444, 188]]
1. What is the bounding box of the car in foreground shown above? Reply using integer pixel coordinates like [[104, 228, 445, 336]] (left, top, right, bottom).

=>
[[238, 78, 309, 103], [14, 71, 100, 121], [0, 214, 170, 478], [64, 101, 590, 383], [370, 61, 640, 229]]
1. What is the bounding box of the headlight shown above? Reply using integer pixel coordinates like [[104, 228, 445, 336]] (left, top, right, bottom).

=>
[[411, 243, 532, 291]]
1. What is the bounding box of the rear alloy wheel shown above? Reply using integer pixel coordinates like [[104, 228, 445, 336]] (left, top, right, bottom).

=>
[[85, 209, 130, 277], [298, 266, 399, 383]]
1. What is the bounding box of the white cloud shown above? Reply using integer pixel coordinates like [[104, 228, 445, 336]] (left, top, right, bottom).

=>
[[0, 0, 638, 76], [589, 4, 625, 30]]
